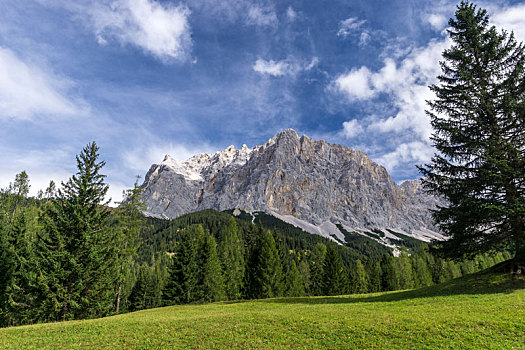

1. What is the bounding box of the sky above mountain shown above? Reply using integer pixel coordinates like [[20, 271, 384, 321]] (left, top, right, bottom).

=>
[[1, 0, 525, 202]]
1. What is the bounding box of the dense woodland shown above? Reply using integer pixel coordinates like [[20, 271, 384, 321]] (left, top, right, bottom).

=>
[[0, 143, 510, 327]]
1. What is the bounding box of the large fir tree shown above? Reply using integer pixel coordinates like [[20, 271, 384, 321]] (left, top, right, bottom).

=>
[[420, 1, 525, 264], [218, 218, 245, 300], [322, 245, 348, 296], [35, 142, 117, 321], [246, 226, 283, 299], [114, 177, 146, 313]]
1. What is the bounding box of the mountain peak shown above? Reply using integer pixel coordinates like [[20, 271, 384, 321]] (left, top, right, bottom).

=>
[[141, 130, 445, 245], [273, 128, 300, 140]]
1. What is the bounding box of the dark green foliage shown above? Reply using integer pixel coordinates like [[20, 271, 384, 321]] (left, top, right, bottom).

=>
[[246, 226, 283, 299], [114, 178, 146, 313], [349, 259, 368, 294], [197, 232, 225, 302], [308, 243, 326, 296], [419, 1, 525, 261], [365, 259, 382, 293], [35, 142, 117, 321], [162, 225, 201, 304], [128, 265, 156, 311], [218, 218, 245, 300], [283, 259, 305, 297], [322, 245, 348, 296], [0, 219, 13, 325]]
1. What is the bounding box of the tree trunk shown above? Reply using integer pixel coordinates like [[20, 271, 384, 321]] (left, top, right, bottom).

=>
[[116, 284, 122, 313]]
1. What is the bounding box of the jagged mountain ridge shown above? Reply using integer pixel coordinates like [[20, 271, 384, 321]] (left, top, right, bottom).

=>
[[140, 129, 446, 246]]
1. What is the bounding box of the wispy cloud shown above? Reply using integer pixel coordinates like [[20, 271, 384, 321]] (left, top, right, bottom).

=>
[[0, 47, 84, 120], [337, 17, 366, 37], [286, 6, 297, 22], [246, 5, 278, 27], [253, 57, 319, 77]]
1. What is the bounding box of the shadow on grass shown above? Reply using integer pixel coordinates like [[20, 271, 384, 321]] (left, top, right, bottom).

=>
[[261, 268, 525, 305]]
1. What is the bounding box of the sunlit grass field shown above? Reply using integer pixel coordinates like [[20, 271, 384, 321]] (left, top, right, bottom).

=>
[[1, 270, 523, 349]]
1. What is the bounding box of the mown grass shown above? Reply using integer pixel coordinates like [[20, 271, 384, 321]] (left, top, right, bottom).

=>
[[1, 270, 523, 349]]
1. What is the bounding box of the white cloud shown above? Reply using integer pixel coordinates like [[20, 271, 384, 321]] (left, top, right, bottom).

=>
[[253, 57, 319, 77], [0, 47, 83, 120], [377, 141, 435, 172], [337, 17, 366, 37], [427, 13, 447, 31], [492, 3, 525, 43], [286, 6, 297, 21], [246, 5, 278, 27], [341, 119, 364, 139], [337, 37, 450, 140], [90, 0, 192, 61], [335, 66, 375, 100]]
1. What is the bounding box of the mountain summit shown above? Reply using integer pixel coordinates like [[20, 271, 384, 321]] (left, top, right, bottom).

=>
[[140, 129, 445, 245]]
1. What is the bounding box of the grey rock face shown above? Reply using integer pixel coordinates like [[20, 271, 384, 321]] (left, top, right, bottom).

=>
[[141, 129, 444, 240]]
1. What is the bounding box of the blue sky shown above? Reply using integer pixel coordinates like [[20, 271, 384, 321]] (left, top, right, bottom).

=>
[[1, 0, 524, 202]]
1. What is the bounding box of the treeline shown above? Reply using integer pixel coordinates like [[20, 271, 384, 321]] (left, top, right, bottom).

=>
[[0, 143, 511, 327], [126, 211, 509, 311]]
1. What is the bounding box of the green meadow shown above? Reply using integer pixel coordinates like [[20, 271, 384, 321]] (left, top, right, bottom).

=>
[[1, 270, 523, 350]]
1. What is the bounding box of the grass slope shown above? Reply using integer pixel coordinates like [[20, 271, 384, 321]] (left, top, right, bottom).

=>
[[1, 270, 523, 349]]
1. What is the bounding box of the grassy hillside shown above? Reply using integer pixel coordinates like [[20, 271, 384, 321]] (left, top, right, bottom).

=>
[[1, 270, 523, 349]]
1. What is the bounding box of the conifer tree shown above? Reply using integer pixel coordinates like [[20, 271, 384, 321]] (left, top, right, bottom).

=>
[[396, 253, 415, 289], [365, 259, 382, 292], [283, 258, 305, 297], [297, 259, 311, 295], [413, 255, 433, 288], [197, 232, 225, 302], [246, 226, 283, 299], [381, 255, 399, 291], [350, 259, 368, 294], [128, 264, 161, 311], [322, 245, 347, 296], [218, 218, 245, 300], [309, 243, 327, 296], [163, 225, 201, 304], [35, 142, 117, 321], [114, 177, 146, 313], [0, 216, 12, 326], [420, 1, 525, 264]]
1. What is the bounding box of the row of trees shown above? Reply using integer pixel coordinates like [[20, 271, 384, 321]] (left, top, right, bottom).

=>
[[127, 217, 508, 311]]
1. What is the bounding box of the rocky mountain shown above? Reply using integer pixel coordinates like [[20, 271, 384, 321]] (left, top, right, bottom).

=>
[[140, 129, 446, 249]]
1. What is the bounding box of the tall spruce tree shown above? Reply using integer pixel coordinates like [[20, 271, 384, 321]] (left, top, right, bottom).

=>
[[283, 258, 305, 297], [35, 142, 117, 321], [419, 1, 525, 265], [350, 259, 368, 294], [163, 225, 201, 304], [218, 218, 245, 300], [322, 245, 347, 296], [114, 177, 146, 313], [309, 243, 327, 296], [0, 213, 13, 326], [197, 232, 225, 302], [246, 226, 283, 299]]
